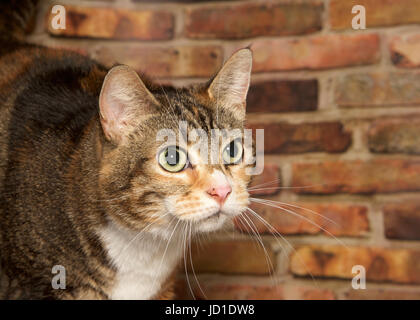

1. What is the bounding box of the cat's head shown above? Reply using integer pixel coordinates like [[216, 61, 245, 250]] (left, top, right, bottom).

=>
[[97, 49, 253, 237]]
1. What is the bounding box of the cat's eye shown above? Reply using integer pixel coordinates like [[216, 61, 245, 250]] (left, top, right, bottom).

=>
[[222, 139, 243, 165], [158, 146, 188, 173]]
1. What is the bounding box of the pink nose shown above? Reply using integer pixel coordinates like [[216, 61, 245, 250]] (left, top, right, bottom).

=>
[[207, 185, 232, 204]]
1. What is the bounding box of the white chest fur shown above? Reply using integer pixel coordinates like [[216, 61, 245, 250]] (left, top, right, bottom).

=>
[[99, 222, 183, 300]]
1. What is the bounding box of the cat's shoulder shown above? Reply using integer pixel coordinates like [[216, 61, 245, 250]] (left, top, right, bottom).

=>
[[0, 44, 107, 139]]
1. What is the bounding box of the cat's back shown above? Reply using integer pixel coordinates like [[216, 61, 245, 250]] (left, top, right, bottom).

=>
[[0, 40, 109, 301], [0, 44, 38, 192], [0, 1, 118, 299], [0, 43, 106, 195]]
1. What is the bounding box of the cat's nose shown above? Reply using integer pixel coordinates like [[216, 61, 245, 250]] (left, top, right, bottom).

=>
[[207, 185, 232, 204]]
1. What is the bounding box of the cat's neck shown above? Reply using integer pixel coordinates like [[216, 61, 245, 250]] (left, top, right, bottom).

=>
[[67, 117, 109, 220], [98, 218, 183, 300]]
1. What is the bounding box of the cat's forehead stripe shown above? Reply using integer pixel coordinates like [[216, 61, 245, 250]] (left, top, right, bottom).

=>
[[167, 93, 214, 133]]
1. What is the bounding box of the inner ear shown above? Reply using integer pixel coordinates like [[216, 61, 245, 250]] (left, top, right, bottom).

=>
[[99, 65, 159, 144], [208, 48, 252, 118]]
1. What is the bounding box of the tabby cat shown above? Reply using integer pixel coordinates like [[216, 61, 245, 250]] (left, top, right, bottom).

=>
[[0, 1, 254, 299]]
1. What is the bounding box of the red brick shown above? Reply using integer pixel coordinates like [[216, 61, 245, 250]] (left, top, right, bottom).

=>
[[330, 0, 420, 29], [247, 122, 351, 154], [345, 287, 420, 300], [290, 245, 420, 284], [252, 34, 379, 72], [368, 117, 420, 154], [247, 80, 318, 113], [236, 202, 369, 237], [384, 201, 420, 241], [390, 34, 420, 68], [336, 72, 420, 107], [91, 45, 223, 78], [190, 241, 275, 275], [248, 164, 281, 196], [292, 159, 420, 194], [177, 280, 335, 300], [185, 2, 323, 39], [46, 5, 174, 40]]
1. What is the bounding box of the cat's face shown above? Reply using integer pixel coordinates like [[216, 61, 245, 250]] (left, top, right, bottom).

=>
[[98, 49, 253, 237]]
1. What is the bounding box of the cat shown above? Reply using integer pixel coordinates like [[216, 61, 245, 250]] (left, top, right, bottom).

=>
[[0, 1, 254, 299]]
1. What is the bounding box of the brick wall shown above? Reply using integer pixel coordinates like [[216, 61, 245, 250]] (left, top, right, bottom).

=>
[[29, 0, 420, 300]]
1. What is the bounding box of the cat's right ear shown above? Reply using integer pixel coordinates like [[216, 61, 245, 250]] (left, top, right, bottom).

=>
[[99, 65, 159, 144]]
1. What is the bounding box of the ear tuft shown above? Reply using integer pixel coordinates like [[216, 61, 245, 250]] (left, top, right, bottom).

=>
[[99, 65, 159, 144], [208, 48, 252, 118]]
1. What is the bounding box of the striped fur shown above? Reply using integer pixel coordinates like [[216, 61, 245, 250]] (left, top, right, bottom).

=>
[[0, 2, 253, 299]]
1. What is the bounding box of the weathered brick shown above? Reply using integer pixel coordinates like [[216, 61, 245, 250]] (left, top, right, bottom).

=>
[[236, 203, 369, 237], [291, 159, 420, 194], [91, 45, 223, 78], [384, 202, 420, 241], [248, 164, 281, 196], [247, 80, 318, 113], [252, 34, 379, 72], [190, 240, 275, 275], [177, 280, 335, 300], [390, 34, 420, 68], [185, 2, 323, 39], [330, 0, 420, 29], [368, 117, 420, 154], [336, 72, 420, 107], [46, 5, 174, 40], [247, 122, 351, 154], [290, 245, 420, 284], [345, 287, 420, 300]]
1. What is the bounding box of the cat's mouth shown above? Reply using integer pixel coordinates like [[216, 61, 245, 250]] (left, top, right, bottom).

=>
[[204, 211, 221, 220], [188, 209, 231, 233]]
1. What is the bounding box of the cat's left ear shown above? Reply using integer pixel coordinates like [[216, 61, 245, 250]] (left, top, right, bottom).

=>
[[208, 48, 252, 119]]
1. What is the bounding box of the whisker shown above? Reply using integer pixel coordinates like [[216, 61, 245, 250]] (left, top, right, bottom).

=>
[[183, 222, 195, 300], [248, 184, 327, 192], [238, 214, 278, 286], [247, 178, 283, 190], [245, 207, 319, 287], [152, 217, 181, 290], [188, 222, 207, 299], [245, 207, 294, 253], [250, 199, 348, 249], [250, 197, 340, 227], [116, 212, 171, 260]]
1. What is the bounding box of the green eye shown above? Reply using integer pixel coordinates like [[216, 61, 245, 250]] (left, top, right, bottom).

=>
[[222, 139, 243, 165], [158, 146, 188, 172]]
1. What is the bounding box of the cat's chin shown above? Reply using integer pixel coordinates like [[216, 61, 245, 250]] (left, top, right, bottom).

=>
[[193, 212, 231, 233]]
